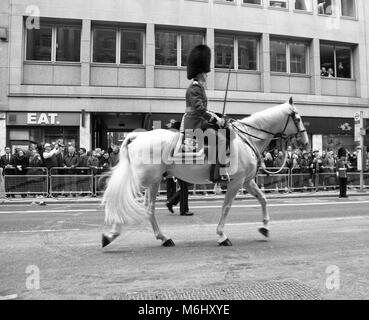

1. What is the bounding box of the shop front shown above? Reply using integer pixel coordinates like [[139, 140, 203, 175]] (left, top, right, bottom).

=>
[[6, 112, 80, 152]]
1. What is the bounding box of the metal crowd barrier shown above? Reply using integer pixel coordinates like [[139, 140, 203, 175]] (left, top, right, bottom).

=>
[[49, 167, 94, 196], [2, 166, 369, 197]]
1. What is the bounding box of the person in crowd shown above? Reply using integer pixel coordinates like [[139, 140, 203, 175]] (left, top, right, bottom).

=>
[[299, 150, 313, 191], [311, 150, 323, 191], [63, 146, 79, 196], [11, 150, 29, 198], [0, 147, 15, 197], [43, 143, 60, 170], [348, 152, 357, 171], [27, 149, 46, 197], [290, 152, 302, 191], [77, 148, 88, 168], [166, 179, 194, 216], [87, 150, 100, 174], [99, 152, 112, 173], [336, 147, 350, 198], [109, 146, 120, 167], [262, 152, 274, 192], [273, 151, 287, 193]]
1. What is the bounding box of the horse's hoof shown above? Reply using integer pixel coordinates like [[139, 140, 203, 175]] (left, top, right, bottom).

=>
[[102, 233, 117, 248], [162, 239, 175, 247], [219, 238, 232, 246], [258, 227, 269, 238]]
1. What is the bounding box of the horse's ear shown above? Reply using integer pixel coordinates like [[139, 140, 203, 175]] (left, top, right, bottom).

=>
[[289, 97, 293, 105]]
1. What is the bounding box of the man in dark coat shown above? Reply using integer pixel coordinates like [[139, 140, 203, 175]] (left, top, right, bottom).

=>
[[182, 44, 228, 182], [336, 147, 350, 198], [63, 146, 79, 195], [1, 147, 16, 197]]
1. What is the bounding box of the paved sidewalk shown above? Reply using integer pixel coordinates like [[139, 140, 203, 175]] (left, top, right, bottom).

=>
[[1, 188, 368, 205]]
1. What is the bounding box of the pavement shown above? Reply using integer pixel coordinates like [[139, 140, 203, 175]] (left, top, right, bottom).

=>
[[0, 195, 369, 300]]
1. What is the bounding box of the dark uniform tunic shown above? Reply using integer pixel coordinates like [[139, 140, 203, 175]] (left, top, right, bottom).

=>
[[182, 80, 215, 131], [336, 157, 349, 197]]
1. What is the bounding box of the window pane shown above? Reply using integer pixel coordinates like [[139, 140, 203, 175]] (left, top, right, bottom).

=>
[[93, 28, 116, 63], [243, 0, 261, 4], [336, 47, 351, 78], [238, 37, 257, 70], [341, 0, 355, 17], [121, 31, 143, 64], [270, 40, 286, 72], [294, 0, 312, 11], [317, 0, 333, 15], [215, 36, 234, 68], [181, 33, 203, 66], [26, 26, 52, 61], [290, 42, 306, 74], [155, 31, 177, 66], [56, 26, 81, 62], [269, 0, 288, 8], [320, 44, 335, 77]]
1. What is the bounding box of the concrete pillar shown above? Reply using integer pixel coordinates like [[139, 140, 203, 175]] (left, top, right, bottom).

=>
[[310, 38, 321, 96], [81, 19, 91, 86], [145, 23, 155, 88], [79, 112, 91, 151], [261, 33, 271, 93], [206, 28, 215, 90], [355, 43, 368, 99]]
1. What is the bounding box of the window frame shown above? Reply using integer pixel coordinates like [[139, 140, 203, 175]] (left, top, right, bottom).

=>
[[155, 29, 205, 68], [268, 0, 289, 9], [340, 0, 356, 18], [320, 43, 353, 79], [293, 0, 313, 12], [91, 26, 145, 65], [317, 0, 335, 16], [25, 22, 81, 63], [270, 39, 309, 75], [215, 33, 259, 71]]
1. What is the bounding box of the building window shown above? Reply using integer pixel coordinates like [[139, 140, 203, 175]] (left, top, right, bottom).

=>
[[317, 0, 334, 15], [93, 28, 116, 63], [269, 0, 288, 8], [271, 39, 308, 74], [294, 0, 312, 11], [320, 43, 352, 78], [341, 0, 355, 17], [215, 35, 234, 69], [26, 23, 81, 62], [92, 27, 144, 64], [238, 37, 257, 70], [155, 30, 203, 67], [243, 0, 262, 4], [121, 31, 143, 64], [181, 33, 204, 66], [56, 25, 81, 62]]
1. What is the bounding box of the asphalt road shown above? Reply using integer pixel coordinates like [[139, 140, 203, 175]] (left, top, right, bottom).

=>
[[0, 196, 368, 300]]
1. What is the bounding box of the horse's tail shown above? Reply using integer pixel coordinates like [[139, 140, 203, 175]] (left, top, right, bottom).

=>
[[102, 133, 148, 225]]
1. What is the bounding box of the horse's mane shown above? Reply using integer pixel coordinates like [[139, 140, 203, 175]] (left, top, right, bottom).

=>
[[238, 102, 294, 129]]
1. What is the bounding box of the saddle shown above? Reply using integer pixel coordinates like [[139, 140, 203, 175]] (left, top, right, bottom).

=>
[[169, 124, 233, 183]]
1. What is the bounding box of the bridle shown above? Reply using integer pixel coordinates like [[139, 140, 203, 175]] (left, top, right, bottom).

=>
[[229, 110, 307, 175]]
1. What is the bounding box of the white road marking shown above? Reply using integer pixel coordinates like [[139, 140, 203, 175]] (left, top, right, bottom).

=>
[[0, 228, 80, 234], [0, 294, 18, 300]]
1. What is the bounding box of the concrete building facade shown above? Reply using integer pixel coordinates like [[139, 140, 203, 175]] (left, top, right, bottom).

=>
[[0, 0, 368, 152]]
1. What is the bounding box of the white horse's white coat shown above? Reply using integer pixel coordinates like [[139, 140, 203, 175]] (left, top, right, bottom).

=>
[[102, 100, 309, 245]]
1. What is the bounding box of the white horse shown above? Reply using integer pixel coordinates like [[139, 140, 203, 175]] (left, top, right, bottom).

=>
[[102, 98, 309, 247]]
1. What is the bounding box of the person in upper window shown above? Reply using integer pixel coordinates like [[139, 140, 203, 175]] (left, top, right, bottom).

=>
[[327, 67, 335, 77], [321, 66, 328, 77]]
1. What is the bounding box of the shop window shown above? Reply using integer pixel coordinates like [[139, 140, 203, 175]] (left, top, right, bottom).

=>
[[120, 31, 143, 64], [155, 30, 204, 67], [317, 0, 334, 15], [269, 0, 288, 8], [181, 33, 204, 67], [26, 26, 52, 61], [56, 26, 81, 62], [271, 39, 308, 74], [341, 0, 355, 17], [93, 28, 117, 63], [238, 37, 257, 70], [215, 35, 234, 68], [294, 0, 312, 11], [243, 0, 262, 4], [320, 43, 352, 78], [26, 22, 81, 62]]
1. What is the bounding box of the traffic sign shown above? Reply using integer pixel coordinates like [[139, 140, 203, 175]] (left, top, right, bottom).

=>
[[354, 112, 360, 122]]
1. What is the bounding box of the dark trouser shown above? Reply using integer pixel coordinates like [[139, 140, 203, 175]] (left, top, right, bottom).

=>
[[339, 178, 347, 197], [167, 179, 189, 214], [166, 178, 177, 200]]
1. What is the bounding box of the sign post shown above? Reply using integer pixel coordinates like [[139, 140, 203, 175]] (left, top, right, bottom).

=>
[[354, 111, 365, 192]]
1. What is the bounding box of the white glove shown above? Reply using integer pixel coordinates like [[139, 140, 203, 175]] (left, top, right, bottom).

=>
[[216, 117, 225, 127]]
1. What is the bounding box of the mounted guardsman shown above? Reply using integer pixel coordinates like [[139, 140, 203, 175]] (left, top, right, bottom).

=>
[[181, 44, 229, 182]]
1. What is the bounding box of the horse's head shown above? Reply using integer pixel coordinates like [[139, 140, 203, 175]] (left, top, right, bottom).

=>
[[282, 97, 310, 151]]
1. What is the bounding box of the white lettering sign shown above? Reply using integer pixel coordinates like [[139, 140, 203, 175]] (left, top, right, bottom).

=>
[[27, 113, 60, 125]]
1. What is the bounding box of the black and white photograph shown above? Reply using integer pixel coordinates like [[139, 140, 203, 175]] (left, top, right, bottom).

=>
[[0, 0, 369, 308]]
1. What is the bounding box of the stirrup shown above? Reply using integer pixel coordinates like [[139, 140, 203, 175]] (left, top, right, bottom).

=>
[[220, 172, 230, 182]]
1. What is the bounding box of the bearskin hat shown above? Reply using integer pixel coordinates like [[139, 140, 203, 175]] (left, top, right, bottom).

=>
[[186, 45, 211, 80], [337, 147, 347, 158]]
